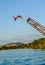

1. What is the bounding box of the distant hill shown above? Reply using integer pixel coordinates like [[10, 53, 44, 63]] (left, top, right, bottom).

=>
[[0, 38, 45, 50], [5, 42, 23, 46], [0, 42, 23, 49]]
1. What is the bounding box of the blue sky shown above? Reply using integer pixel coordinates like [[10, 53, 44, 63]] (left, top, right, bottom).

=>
[[0, 0, 45, 44]]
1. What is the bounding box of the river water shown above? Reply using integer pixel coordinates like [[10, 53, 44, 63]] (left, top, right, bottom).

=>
[[0, 49, 45, 65]]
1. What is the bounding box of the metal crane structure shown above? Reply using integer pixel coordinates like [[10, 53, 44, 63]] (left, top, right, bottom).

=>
[[27, 18, 45, 36]]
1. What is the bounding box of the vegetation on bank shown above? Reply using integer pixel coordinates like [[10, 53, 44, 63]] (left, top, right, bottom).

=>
[[0, 38, 45, 50]]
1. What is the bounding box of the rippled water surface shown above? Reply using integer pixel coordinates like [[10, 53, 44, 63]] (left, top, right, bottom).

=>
[[0, 49, 45, 65]]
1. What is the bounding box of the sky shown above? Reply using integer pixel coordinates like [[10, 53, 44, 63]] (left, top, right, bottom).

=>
[[0, 0, 45, 44]]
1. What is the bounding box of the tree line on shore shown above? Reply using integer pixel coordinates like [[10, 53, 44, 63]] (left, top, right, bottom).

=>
[[0, 38, 45, 50]]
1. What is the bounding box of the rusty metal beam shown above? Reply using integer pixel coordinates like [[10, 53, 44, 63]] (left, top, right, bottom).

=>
[[27, 18, 45, 36]]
